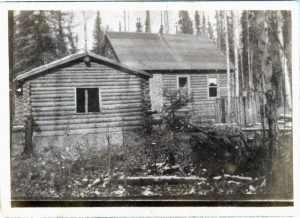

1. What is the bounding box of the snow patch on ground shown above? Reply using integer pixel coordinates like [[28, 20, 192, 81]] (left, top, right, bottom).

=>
[[142, 187, 154, 196]]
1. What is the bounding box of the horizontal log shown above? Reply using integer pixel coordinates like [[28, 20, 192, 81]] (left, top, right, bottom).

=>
[[115, 176, 206, 185], [32, 107, 142, 117], [100, 95, 141, 101], [31, 98, 74, 103], [31, 90, 74, 95], [32, 106, 74, 112], [31, 102, 75, 107], [30, 81, 141, 86], [30, 83, 142, 89], [101, 99, 141, 105], [31, 96, 142, 104], [36, 120, 142, 131], [31, 103, 142, 111], [30, 91, 142, 99], [34, 111, 144, 121], [33, 126, 141, 137], [32, 79, 141, 84], [31, 94, 74, 99], [30, 87, 71, 91], [35, 115, 143, 126], [38, 75, 138, 80]]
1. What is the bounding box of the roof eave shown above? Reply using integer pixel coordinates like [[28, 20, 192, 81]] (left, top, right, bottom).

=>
[[14, 51, 152, 82]]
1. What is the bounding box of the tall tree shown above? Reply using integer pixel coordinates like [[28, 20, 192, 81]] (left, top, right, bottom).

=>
[[178, 11, 194, 34], [256, 10, 280, 185], [14, 11, 56, 74], [202, 12, 207, 36], [145, 11, 151, 32], [232, 11, 240, 97], [66, 12, 78, 54], [207, 18, 214, 40], [215, 11, 226, 52], [119, 21, 122, 32], [276, 11, 292, 110], [50, 11, 70, 58], [136, 17, 143, 32], [224, 11, 231, 123], [163, 11, 170, 34], [195, 11, 201, 35], [9, 11, 14, 150], [92, 11, 104, 55]]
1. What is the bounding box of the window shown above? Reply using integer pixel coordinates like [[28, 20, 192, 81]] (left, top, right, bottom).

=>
[[178, 77, 188, 88], [208, 77, 218, 97], [76, 88, 100, 113], [177, 76, 189, 94]]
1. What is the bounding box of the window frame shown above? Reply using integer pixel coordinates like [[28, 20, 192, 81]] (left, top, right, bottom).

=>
[[176, 75, 190, 95], [207, 75, 219, 99], [74, 87, 101, 114]]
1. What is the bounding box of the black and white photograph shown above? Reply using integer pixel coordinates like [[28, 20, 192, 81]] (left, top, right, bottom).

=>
[[1, 1, 298, 213]]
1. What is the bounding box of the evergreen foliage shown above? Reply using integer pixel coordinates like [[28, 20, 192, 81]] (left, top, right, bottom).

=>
[[145, 11, 151, 33], [14, 11, 57, 74], [50, 11, 70, 58], [66, 12, 78, 54], [194, 11, 201, 35], [92, 11, 105, 55], [207, 20, 214, 40], [178, 11, 194, 34], [136, 18, 143, 32]]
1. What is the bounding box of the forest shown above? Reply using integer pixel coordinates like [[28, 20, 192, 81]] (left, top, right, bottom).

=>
[[10, 10, 293, 200]]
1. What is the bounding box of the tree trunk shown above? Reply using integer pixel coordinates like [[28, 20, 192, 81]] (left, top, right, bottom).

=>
[[277, 11, 292, 111], [232, 11, 240, 97], [225, 11, 231, 123], [256, 11, 280, 191], [23, 114, 34, 157]]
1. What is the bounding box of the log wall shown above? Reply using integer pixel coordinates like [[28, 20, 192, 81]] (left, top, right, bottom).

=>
[[160, 72, 227, 119], [14, 60, 150, 148]]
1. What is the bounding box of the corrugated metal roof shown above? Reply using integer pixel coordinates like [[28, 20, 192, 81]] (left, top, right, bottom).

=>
[[106, 32, 228, 71]]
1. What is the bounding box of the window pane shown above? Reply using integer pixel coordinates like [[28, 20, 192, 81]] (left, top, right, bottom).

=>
[[87, 88, 100, 112], [178, 77, 188, 88], [209, 87, 217, 97], [76, 88, 85, 113]]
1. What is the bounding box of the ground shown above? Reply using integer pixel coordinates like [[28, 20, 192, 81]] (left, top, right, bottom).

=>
[[11, 147, 268, 199], [10, 124, 292, 200]]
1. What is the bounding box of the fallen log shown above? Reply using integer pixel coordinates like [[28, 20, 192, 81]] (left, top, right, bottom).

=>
[[114, 176, 206, 185]]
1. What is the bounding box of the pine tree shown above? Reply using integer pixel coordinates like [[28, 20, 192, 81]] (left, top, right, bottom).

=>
[[145, 11, 151, 33], [202, 12, 207, 36], [119, 21, 122, 32], [178, 11, 194, 34], [66, 12, 78, 54], [207, 19, 214, 40], [136, 18, 142, 32], [256, 10, 280, 189], [224, 11, 231, 123], [50, 11, 69, 58], [277, 11, 292, 110], [92, 11, 104, 55], [232, 11, 240, 97], [14, 11, 56, 74], [215, 11, 226, 52], [194, 11, 201, 35]]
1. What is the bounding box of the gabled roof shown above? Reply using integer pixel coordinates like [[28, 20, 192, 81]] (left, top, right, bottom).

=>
[[15, 51, 152, 82], [105, 32, 229, 71]]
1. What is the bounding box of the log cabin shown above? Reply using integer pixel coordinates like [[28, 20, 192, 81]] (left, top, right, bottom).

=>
[[102, 32, 230, 121], [13, 52, 152, 152]]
